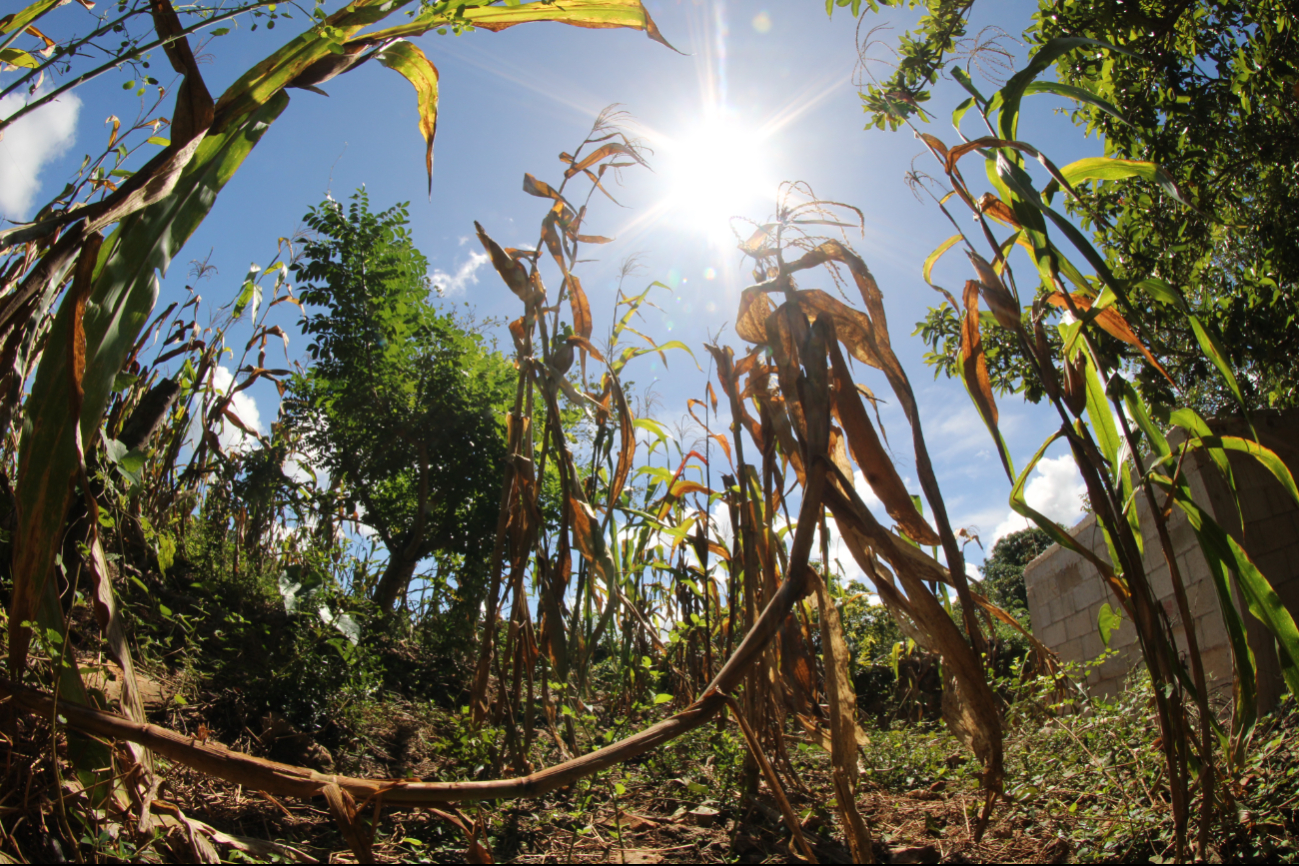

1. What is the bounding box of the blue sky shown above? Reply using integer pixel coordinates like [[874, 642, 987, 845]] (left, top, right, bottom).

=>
[[1, 0, 1106, 579]]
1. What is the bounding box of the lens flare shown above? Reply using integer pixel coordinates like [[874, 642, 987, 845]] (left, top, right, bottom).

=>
[[659, 117, 772, 245]]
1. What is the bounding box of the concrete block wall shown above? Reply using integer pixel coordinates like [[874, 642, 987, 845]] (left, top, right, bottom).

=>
[[1021, 410, 1299, 709]]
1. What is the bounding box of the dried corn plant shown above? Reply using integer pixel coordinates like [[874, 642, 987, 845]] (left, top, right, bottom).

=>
[[0, 0, 670, 804]]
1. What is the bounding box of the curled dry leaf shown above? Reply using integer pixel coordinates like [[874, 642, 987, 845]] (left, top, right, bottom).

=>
[[476, 222, 534, 304], [966, 251, 1022, 332], [1045, 290, 1172, 383], [828, 336, 940, 546]]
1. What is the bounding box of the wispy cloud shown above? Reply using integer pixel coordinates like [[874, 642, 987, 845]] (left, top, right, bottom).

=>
[[430, 250, 489, 296], [0, 86, 81, 220]]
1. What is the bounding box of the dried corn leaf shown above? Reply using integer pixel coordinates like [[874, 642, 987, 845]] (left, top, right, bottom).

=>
[[828, 336, 940, 546], [1045, 290, 1172, 383]]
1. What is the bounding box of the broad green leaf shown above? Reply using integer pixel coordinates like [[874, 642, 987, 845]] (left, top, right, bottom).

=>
[[101, 436, 128, 465], [994, 36, 1137, 142], [653, 693, 672, 704], [376, 40, 439, 195], [0, 0, 65, 37], [1022, 81, 1129, 126], [0, 47, 39, 68], [1056, 156, 1195, 211]]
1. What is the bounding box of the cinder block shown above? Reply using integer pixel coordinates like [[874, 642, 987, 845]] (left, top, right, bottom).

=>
[[1068, 607, 1102, 641], [1148, 566, 1173, 600], [1196, 613, 1228, 649], [1266, 484, 1296, 518], [1073, 579, 1105, 611], [1039, 620, 1067, 649], [1079, 630, 1104, 662], [1169, 519, 1197, 551], [1110, 621, 1139, 650], [1241, 494, 1267, 524], [1059, 636, 1087, 665], [1261, 514, 1295, 554], [1098, 653, 1131, 681], [1199, 646, 1234, 686]]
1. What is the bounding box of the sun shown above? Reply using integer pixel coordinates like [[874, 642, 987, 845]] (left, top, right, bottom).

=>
[[658, 117, 773, 245]]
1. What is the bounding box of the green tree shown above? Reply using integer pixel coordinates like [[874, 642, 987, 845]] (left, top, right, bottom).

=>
[[979, 527, 1051, 623], [1028, 0, 1299, 413], [837, 0, 1299, 413], [286, 190, 515, 616]]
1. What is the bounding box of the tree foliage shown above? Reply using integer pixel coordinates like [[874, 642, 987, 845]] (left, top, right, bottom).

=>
[[285, 191, 515, 614], [979, 527, 1051, 619], [1031, 0, 1299, 412], [843, 0, 1299, 413]]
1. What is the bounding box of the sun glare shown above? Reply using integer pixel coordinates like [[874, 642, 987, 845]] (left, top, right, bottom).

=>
[[660, 118, 772, 244]]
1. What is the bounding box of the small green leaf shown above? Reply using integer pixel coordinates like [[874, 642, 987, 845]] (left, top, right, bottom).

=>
[[102, 436, 128, 465], [653, 693, 672, 705], [1097, 602, 1122, 647]]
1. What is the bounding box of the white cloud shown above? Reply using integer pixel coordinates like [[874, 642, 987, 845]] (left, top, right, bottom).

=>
[[0, 85, 81, 220], [988, 454, 1085, 548], [430, 250, 489, 296], [211, 365, 264, 454]]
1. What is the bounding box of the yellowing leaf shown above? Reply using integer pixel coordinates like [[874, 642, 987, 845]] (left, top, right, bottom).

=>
[[377, 40, 439, 195]]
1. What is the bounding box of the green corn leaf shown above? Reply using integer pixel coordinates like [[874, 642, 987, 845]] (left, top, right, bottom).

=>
[[10, 94, 289, 709], [1171, 492, 1299, 699], [949, 65, 987, 107], [994, 36, 1137, 142], [365, 0, 676, 49], [1170, 408, 1236, 500], [1197, 436, 1299, 508], [1009, 428, 1117, 585], [1123, 382, 1256, 757], [1188, 314, 1250, 419], [1020, 81, 1130, 127], [1055, 156, 1196, 212]]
